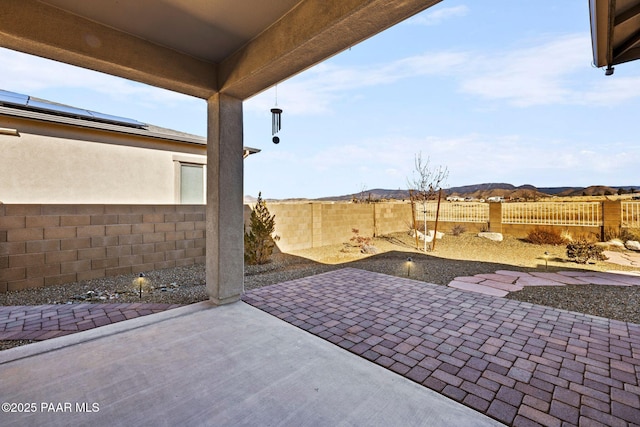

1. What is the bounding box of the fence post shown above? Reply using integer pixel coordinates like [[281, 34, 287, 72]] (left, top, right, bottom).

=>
[[601, 200, 622, 241], [489, 202, 502, 233]]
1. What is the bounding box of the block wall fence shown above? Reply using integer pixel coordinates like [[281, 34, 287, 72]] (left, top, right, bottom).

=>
[[1, 201, 632, 293], [0, 204, 207, 293]]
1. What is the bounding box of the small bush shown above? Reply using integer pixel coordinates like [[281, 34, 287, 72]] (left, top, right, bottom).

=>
[[566, 239, 608, 264], [560, 229, 573, 242], [350, 228, 377, 253], [244, 193, 280, 265], [620, 228, 640, 242], [527, 227, 567, 245], [451, 224, 466, 236]]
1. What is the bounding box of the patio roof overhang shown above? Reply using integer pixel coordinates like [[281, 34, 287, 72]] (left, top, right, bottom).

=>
[[0, 0, 441, 100], [590, 0, 640, 73], [0, 0, 442, 305]]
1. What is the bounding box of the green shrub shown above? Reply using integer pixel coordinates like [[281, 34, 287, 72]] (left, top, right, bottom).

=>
[[527, 227, 567, 245], [566, 239, 607, 264], [244, 193, 280, 265]]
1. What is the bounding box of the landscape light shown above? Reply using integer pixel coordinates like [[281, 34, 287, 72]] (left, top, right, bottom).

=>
[[406, 257, 413, 277], [133, 273, 149, 299]]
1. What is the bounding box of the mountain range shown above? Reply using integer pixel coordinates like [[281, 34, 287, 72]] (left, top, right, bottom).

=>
[[255, 183, 640, 202]]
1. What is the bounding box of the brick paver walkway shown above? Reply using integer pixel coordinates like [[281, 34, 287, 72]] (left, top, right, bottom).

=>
[[243, 268, 640, 427], [0, 303, 182, 341]]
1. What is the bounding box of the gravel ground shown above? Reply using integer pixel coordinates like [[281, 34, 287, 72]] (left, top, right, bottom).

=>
[[2, 232, 639, 351]]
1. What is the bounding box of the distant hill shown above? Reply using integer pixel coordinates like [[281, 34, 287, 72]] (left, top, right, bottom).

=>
[[247, 183, 640, 202]]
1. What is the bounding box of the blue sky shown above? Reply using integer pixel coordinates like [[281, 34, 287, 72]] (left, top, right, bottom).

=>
[[1, 1, 639, 199]]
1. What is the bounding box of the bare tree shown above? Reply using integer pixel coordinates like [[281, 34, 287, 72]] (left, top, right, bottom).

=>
[[408, 153, 448, 251]]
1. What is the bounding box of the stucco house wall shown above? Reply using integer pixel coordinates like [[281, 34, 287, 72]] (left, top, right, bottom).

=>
[[0, 110, 208, 204]]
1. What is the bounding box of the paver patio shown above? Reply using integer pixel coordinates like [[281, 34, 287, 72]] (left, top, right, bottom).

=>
[[0, 303, 182, 341], [243, 268, 640, 427]]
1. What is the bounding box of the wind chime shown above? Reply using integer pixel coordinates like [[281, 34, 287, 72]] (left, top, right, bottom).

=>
[[270, 85, 283, 144]]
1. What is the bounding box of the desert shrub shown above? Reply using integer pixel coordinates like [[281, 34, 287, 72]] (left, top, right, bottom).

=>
[[566, 239, 608, 264], [451, 224, 466, 236], [560, 229, 573, 242], [244, 193, 280, 265], [620, 228, 640, 242], [527, 227, 567, 245], [602, 226, 621, 242], [349, 228, 377, 254]]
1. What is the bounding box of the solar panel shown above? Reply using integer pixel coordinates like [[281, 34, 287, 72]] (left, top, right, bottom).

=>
[[0, 89, 29, 107], [27, 99, 91, 117], [0, 89, 146, 128], [87, 111, 146, 128]]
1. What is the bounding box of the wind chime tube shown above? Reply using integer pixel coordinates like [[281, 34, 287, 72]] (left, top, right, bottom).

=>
[[271, 108, 282, 135]]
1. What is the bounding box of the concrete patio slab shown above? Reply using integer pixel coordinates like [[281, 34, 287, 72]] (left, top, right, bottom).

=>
[[0, 300, 500, 427]]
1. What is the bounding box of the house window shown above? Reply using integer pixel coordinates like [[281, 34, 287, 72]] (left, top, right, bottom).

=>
[[180, 163, 204, 204], [173, 155, 206, 204]]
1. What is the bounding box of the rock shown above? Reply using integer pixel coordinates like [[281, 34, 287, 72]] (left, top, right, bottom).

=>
[[410, 229, 444, 242], [427, 230, 445, 240], [361, 244, 379, 254], [607, 239, 625, 248], [478, 232, 503, 242], [625, 240, 640, 251]]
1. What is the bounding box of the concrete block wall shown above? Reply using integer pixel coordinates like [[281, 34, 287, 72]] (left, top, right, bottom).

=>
[[0, 204, 205, 292], [265, 203, 314, 251], [374, 204, 413, 236], [258, 202, 412, 252], [319, 203, 375, 248]]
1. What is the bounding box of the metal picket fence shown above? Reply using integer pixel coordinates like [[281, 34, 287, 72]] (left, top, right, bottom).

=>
[[501, 202, 602, 226], [622, 201, 640, 228]]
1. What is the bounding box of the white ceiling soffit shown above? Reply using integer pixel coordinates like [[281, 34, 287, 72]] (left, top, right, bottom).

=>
[[39, 0, 303, 63], [0, 0, 441, 99], [591, 0, 640, 72]]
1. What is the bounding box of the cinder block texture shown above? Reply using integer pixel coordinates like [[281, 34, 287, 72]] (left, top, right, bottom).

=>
[[1, 204, 208, 293]]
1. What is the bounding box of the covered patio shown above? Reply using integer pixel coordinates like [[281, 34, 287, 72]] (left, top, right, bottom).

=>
[[3, 1, 640, 426], [2, 268, 639, 426]]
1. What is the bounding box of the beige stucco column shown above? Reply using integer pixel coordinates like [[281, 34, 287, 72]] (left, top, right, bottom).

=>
[[206, 93, 244, 305]]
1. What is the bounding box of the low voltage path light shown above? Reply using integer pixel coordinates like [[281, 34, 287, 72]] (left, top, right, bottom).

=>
[[133, 273, 149, 299], [406, 257, 413, 277], [543, 251, 550, 270]]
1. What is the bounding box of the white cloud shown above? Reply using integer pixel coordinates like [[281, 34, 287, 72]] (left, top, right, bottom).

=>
[[0, 47, 191, 106], [456, 33, 640, 108], [407, 5, 470, 26], [245, 52, 468, 116], [459, 34, 589, 106], [247, 32, 640, 117]]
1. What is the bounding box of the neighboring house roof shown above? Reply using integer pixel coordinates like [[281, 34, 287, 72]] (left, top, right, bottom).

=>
[[0, 89, 260, 156]]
